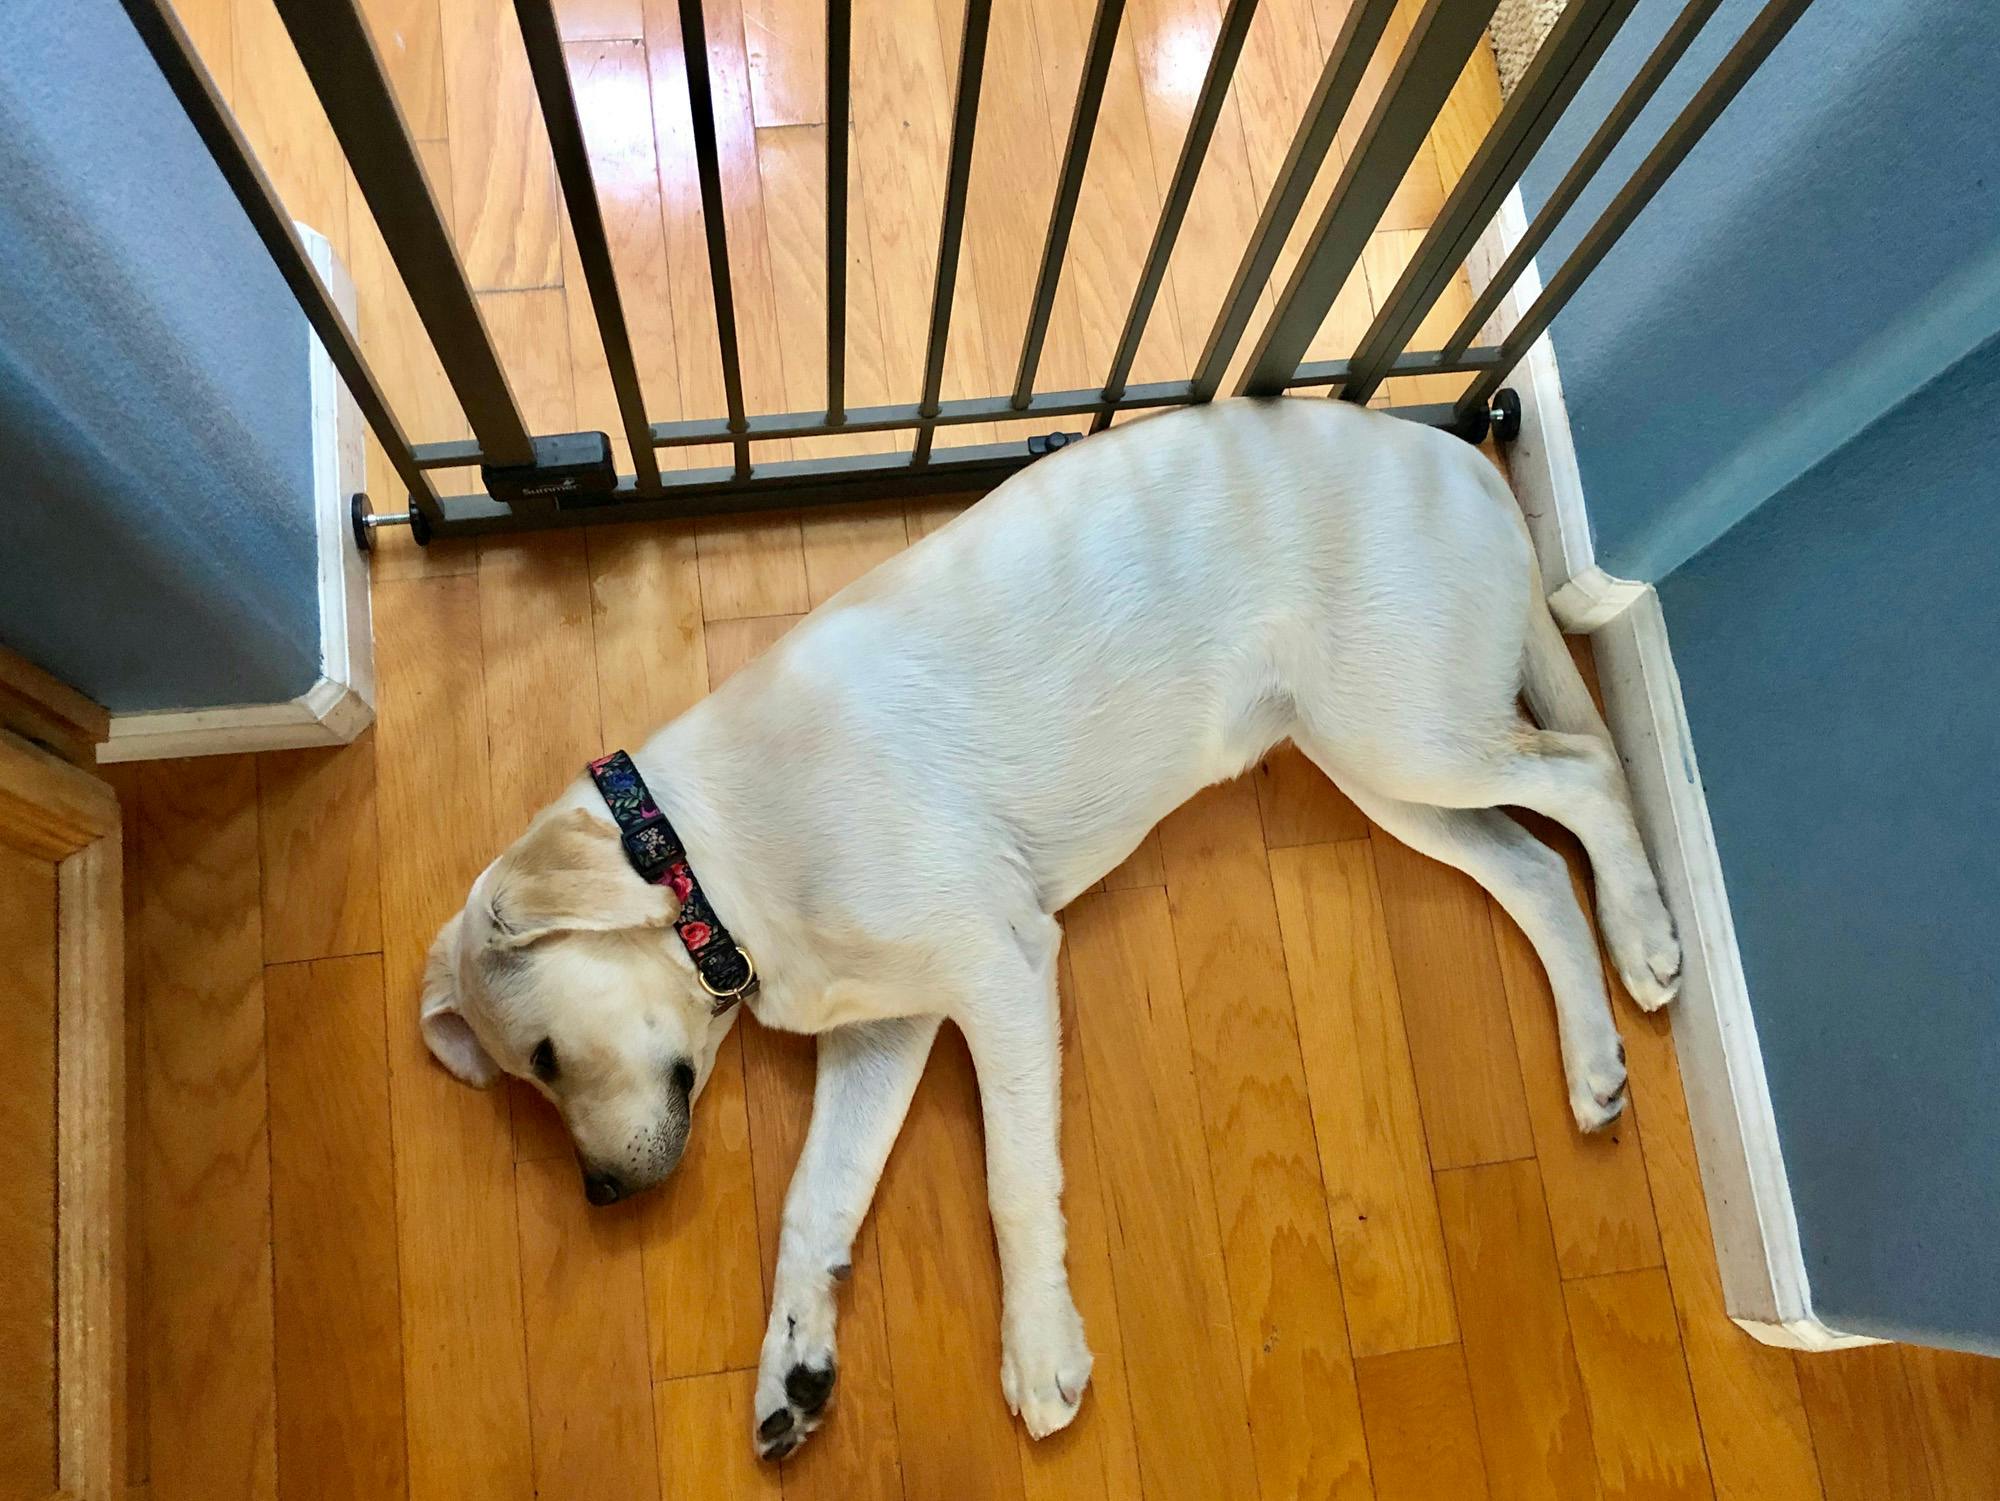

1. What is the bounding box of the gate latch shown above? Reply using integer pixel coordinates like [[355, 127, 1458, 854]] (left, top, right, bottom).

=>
[[482, 431, 619, 508], [1027, 430, 1085, 457]]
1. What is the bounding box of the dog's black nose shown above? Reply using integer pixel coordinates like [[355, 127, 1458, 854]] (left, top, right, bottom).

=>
[[583, 1169, 625, 1206]]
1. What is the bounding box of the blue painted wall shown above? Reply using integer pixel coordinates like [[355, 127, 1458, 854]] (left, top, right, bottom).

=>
[[0, 0, 321, 713], [1520, 0, 2000, 582], [1519, 0, 2000, 1347], [1658, 333, 2000, 1353]]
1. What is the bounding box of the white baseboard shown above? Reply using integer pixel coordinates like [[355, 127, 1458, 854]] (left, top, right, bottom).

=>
[[1470, 193, 1874, 1352], [99, 224, 373, 764]]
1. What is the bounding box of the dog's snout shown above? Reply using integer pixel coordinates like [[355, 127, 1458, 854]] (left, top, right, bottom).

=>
[[671, 1058, 695, 1098], [583, 1168, 626, 1206]]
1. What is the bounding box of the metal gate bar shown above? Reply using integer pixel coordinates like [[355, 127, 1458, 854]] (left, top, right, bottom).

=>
[[1190, 0, 1401, 403], [1093, 0, 1261, 430], [116, 0, 443, 523], [677, 0, 754, 478], [126, 0, 1814, 539], [1454, 0, 1816, 422], [1336, 0, 1640, 406], [268, 0, 538, 477], [826, 0, 853, 423], [1238, 0, 1501, 397], [1442, 0, 1729, 363], [912, 0, 995, 465], [513, 0, 664, 494], [1013, 0, 1127, 408]]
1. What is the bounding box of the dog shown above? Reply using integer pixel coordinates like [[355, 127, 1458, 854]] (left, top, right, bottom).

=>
[[419, 396, 1680, 1459]]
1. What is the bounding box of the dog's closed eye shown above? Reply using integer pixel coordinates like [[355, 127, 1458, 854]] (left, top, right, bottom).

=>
[[531, 1037, 559, 1084]]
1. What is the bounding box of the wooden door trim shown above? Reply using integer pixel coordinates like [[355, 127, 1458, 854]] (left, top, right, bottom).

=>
[[0, 726, 125, 1500]]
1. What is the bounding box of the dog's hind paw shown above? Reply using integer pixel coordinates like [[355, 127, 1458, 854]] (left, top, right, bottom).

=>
[[1002, 1290, 1093, 1440]]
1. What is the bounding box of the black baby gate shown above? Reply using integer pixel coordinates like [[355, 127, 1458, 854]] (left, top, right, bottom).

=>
[[118, 0, 1810, 544]]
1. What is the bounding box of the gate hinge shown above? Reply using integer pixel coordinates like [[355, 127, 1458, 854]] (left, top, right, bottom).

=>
[[1027, 430, 1085, 457]]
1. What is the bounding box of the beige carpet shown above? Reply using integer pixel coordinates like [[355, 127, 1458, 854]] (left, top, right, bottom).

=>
[[1491, 0, 1568, 96]]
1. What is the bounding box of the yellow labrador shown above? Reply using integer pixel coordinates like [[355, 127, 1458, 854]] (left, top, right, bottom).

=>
[[419, 397, 1679, 1459]]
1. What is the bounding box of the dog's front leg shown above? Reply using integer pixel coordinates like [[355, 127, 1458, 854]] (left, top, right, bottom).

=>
[[754, 1014, 939, 1460], [958, 923, 1093, 1440]]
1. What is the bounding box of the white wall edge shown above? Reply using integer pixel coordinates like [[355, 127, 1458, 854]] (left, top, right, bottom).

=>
[[1468, 193, 1876, 1354], [99, 224, 373, 764]]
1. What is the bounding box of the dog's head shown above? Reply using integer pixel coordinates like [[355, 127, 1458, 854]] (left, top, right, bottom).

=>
[[420, 808, 740, 1205]]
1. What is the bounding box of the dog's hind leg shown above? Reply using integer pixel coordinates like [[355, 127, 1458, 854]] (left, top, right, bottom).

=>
[[1514, 599, 1683, 1010], [753, 1014, 940, 1461], [954, 914, 1093, 1440], [1310, 763, 1631, 1132]]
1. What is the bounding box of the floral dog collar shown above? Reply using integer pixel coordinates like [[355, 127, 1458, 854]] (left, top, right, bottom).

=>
[[587, 750, 758, 1009]]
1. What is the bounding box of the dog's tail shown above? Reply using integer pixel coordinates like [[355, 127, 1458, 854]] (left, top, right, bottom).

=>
[[1519, 558, 1611, 741]]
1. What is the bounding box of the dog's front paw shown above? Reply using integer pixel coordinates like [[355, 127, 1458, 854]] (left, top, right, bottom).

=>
[[1001, 1290, 1093, 1440], [753, 1284, 839, 1462]]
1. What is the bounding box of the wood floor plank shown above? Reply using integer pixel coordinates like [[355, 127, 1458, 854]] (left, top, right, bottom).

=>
[[904, 497, 976, 541], [1619, 1007, 1824, 1501], [587, 523, 710, 746], [645, 0, 807, 584], [1270, 839, 1457, 1357], [873, 1028, 1028, 1501], [1100, 828, 1165, 889], [705, 613, 803, 686], [644, 0, 794, 434], [1566, 1268, 1713, 1501], [801, 505, 911, 606], [558, 0, 646, 40], [696, 515, 813, 620], [1065, 887, 1260, 1501], [1490, 884, 1662, 1279], [935, 0, 1094, 432], [0, 845, 58, 1497], [737, 1020, 904, 1501], [1901, 1345, 2000, 1501], [440, 0, 562, 286], [1016, 941, 1145, 1501], [1019, 0, 1187, 386], [560, 37, 686, 473], [477, 525, 605, 1166], [1122, 0, 1271, 369], [754, 123, 902, 461], [256, 734, 383, 964], [515, 1155, 663, 1500], [641, 1024, 765, 1378], [265, 955, 408, 1501], [1437, 1159, 1600, 1501], [847, 0, 997, 437], [1796, 1346, 1935, 1501], [1356, 1344, 1492, 1501], [1157, 780, 1371, 1501], [171, 0, 234, 100], [1369, 829, 1536, 1169], [372, 574, 535, 1501], [740, 0, 824, 126], [231, 0, 351, 253], [655, 1370, 785, 1501], [135, 756, 278, 1501], [1254, 741, 1370, 848], [359, 0, 448, 139]]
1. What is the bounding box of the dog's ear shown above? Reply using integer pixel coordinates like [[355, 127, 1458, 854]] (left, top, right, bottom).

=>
[[484, 808, 678, 948], [420, 911, 498, 1087]]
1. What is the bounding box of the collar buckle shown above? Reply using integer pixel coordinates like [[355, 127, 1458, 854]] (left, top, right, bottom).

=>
[[697, 946, 757, 1012]]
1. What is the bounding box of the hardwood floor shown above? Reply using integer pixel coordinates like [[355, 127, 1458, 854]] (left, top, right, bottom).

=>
[[120, 0, 2000, 1496]]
